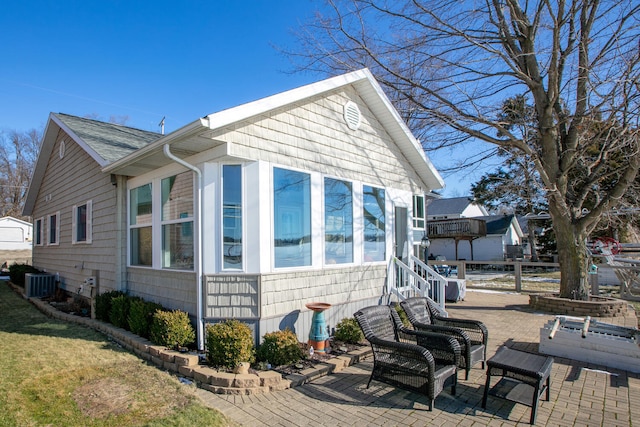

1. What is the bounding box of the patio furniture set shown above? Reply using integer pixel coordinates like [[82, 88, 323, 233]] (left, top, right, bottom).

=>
[[354, 297, 553, 424]]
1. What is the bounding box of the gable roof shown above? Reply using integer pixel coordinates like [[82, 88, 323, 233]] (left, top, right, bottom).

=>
[[23, 114, 160, 215], [427, 197, 477, 216], [104, 68, 444, 190], [24, 69, 444, 216], [0, 216, 33, 227]]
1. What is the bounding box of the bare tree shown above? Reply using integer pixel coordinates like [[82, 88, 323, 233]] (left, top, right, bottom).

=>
[[291, 0, 640, 299], [0, 129, 41, 220]]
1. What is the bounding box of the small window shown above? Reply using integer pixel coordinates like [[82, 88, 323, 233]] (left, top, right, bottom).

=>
[[47, 212, 60, 245], [72, 201, 92, 244], [34, 217, 44, 246], [413, 195, 425, 229]]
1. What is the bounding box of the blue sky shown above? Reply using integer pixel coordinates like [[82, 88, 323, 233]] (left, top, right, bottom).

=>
[[0, 0, 477, 196]]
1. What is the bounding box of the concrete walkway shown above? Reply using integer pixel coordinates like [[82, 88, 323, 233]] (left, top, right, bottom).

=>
[[196, 290, 640, 426]]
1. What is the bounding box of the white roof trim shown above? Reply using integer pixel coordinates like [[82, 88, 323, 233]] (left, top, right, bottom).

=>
[[106, 68, 444, 190]]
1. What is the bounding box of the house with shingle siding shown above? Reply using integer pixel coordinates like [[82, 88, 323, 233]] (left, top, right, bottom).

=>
[[23, 69, 444, 348]]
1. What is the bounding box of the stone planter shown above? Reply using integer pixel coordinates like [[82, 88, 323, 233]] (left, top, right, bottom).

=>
[[529, 293, 628, 317]]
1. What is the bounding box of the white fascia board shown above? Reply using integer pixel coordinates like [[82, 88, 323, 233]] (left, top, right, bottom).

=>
[[356, 69, 445, 191], [202, 69, 370, 131]]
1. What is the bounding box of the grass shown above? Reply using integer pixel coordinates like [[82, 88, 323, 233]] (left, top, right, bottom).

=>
[[0, 281, 233, 427]]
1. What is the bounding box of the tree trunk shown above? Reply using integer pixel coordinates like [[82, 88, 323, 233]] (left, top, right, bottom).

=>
[[552, 215, 590, 300]]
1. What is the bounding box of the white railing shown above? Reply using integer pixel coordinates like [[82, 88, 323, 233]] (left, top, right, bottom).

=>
[[387, 255, 448, 313]]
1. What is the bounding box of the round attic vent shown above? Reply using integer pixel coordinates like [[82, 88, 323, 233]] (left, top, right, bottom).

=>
[[59, 140, 66, 159], [343, 101, 361, 131]]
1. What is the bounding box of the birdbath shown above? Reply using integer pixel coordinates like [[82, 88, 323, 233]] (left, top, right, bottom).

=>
[[305, 302, 331, 353]]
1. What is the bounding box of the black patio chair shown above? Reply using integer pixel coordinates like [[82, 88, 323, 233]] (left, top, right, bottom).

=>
[[400, 296, 488, 380], [353, 305, 460, 410]]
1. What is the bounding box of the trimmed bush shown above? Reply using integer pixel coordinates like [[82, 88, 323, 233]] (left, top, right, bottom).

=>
[[334, 317, 364, 344], [109, 294, 131, 330], [8, 263, 42, 287], [95, 290, 126, 322], [206, 319, 255, 369], [128, 298, 163, 338], [150, 309, 196, 350], [256, 328, 303, 367]]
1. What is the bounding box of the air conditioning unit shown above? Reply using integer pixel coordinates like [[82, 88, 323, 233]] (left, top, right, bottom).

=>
[[25, 273, 56, 298]]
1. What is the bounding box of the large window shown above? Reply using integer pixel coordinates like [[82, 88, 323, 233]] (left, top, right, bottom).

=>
[[130, 183, 152, 266], [222, 165, 242, 269], [363, 186, 385, 262], [273, 167, 311, 268], [72, 201, 92, 244], [161, 172, 194, 270], [324, 178, 353, 264], [47, 212, 60, 245]]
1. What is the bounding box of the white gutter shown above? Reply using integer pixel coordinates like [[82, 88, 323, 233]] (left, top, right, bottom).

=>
[[163, 144, 204, 351]]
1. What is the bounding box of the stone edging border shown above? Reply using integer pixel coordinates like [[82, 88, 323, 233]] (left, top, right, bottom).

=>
[[10, 283, 372, 395], [529, 293, 629, 317]]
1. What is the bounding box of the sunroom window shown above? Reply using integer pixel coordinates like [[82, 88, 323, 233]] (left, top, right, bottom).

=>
[[273, 167, 311, 268], [130, 183, 152, 266], [324, 177, 353, 264], [363, 185, 385, 262], [222, 165, 242, 269], [161, 172, 194, 270]]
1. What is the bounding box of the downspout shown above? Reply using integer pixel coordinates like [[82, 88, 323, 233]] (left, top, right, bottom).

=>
[[163, 144, 204, 351]]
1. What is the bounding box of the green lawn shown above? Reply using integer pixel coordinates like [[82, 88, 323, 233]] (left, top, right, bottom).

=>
[[0, 281, 232, 427]]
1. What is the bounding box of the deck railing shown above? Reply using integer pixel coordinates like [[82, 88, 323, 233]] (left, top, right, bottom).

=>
[[387, 255, 448, 313], [427, 218, 486, 239]]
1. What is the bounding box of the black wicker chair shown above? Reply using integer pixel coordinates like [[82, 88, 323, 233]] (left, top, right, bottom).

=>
[[400, 297, 488, 380], [353, 305, 460, 410]]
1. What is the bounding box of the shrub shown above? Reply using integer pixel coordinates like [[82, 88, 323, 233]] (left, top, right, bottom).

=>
[[128, 298, 163, 338], [256, 328, 303, 367], [109, 294, 132, 330], [150, 309, 196, 350], [334, 317, 364, 344], [206, 319, 255, 369], [8, 263, 42, 287], [95, 290, 126, 322]]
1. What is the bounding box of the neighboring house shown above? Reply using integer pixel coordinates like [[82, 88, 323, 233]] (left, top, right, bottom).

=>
[[0, 216, 33, 267], [426, 196, 523, 261], [427, 196, 488, 220], [23, 69, 444, 348], [0, 216, 33, 250]]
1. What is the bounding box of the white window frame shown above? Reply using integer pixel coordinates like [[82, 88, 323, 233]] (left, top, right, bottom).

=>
[[47, 211, 60, 246], [72, 200, 93, 244]]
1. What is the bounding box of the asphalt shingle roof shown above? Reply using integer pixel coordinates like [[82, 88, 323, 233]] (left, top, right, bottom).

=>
[[54, 113, 161, 164], [427, 197, 476, 216]]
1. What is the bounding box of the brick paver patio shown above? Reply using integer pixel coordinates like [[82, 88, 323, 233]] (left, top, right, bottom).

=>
[[196, 290, 640, 426]]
